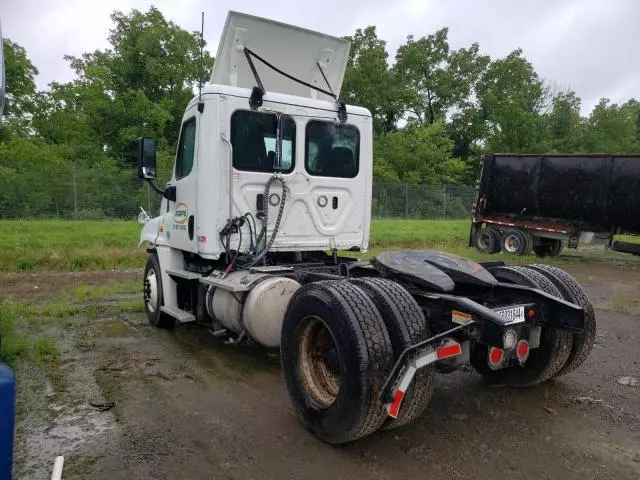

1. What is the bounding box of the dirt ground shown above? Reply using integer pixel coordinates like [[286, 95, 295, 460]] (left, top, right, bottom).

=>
[[5, 260, 640, 480]]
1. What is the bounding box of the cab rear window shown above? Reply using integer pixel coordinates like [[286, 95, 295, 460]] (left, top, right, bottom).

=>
[[305, 121, 359, 178], [231, 110, 295, 173]]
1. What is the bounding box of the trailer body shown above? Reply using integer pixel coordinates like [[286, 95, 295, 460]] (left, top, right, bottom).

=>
[[471, 153, 640, 256]]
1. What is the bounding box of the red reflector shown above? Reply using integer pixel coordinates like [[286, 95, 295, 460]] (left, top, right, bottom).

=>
[[517, 340, 530, 361], [387, 390, 405, 418], [528, 308, 536, 319], [489, 347, 503, 366], [436, 343, 463, 360]]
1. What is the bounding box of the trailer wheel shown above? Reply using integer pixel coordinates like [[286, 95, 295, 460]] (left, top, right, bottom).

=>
[[280, 281, 394, 444], [474, 227, 500, 254], [471, 266, 572, 387], [143, 254, 174, 329], [349, 278, 435, 430], [525, 264, 596, 376], [533, 239, 563, 257], [548, 240, 564, 257], [500, 229, 529, 256]]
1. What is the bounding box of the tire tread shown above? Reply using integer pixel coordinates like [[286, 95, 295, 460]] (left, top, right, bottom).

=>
[[525, 264, 596, 375], [350, 278, 435, 430]]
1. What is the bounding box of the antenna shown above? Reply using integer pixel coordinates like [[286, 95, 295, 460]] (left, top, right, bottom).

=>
[[197, 11, 205, 113]]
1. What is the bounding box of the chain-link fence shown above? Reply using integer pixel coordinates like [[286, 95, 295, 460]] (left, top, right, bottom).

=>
[[0, 164, 477, 220], [372, 183, 477, 219]]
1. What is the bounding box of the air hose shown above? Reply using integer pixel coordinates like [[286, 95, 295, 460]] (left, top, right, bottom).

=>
[[252, 174, 287, 265]]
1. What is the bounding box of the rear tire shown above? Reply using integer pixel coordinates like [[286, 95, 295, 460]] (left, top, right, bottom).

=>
[[472, 265, 572, 387], [280, 281, 394, 444], [474, 227, 500, 254], [350, 277, 435, 430], [143, 254, 175, 329], [500, 229, 529, 256], [525, 264, 596, 376]]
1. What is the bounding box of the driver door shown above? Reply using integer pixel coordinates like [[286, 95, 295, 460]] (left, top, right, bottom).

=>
[[166, 113, 198, 253]]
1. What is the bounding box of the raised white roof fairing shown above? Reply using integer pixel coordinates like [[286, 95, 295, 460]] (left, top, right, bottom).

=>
[[210, 11, 351, 102]]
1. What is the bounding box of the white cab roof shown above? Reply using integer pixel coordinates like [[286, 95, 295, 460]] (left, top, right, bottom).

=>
[[210, 11, 351, 102]]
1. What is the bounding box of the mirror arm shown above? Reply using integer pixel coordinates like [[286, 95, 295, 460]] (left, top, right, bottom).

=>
[[145, 178, 166, 195]]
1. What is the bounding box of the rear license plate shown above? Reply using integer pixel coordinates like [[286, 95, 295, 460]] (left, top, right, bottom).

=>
[[494, 306, 525, 324]]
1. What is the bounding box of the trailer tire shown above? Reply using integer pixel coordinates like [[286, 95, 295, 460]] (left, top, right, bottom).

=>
[[525, 264, 596, 376], [471, 266, 572, 387], [533, 239, 563, 258], [143, 254, 174, 329], [280, 281, 394, 444], [474, 227, 500, 254], [500, 229, 529, 256], [349, 278, 435, 430], [548, 240, 564, 257]]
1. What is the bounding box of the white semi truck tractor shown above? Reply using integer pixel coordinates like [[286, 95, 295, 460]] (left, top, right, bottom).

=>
[[135, 11, 595, 444]]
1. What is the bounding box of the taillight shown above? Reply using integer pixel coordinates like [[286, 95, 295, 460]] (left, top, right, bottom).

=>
[[516, 340, 530, 363], [488, 346, 505, 370]]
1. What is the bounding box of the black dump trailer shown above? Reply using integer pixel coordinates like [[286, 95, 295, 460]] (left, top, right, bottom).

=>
[[470, 153, 640, 257]]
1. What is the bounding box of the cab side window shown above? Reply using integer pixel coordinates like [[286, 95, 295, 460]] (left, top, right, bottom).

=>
[[175, 117, 197, 179]]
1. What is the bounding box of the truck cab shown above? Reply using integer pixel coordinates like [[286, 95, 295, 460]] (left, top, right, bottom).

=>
[[139, 11, 373, 261]]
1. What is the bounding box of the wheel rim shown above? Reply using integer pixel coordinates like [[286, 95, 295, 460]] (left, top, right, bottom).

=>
[[504, 234, 520, 253], [298, 316, 341, 408], [144, 269, 158, 313], [478, 232, 492, 250]]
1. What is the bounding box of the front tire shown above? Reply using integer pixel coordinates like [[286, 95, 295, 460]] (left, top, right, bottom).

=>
[[280, 281, 394, 444], [143, 254, 174, 329]]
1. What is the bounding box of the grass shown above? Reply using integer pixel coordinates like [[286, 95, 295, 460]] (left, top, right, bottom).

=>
[[74, 281, 140, 301], [0, 300, 60, 360], [0, 219, 144, 272], [1, 218, 639, 274], [612, 290, 632, 313], [0, 278, 145, 365], [0, 302, 31, 366]]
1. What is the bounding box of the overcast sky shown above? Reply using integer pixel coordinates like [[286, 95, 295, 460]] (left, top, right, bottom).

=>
[[2, 0, 639, 114]]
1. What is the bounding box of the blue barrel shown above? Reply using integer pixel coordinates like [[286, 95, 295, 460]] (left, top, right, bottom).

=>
[[0, 363, 16, 480]]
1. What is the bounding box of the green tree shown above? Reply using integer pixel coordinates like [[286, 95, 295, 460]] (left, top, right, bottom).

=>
[[476, 49, 550, 152], [1, 39, 39, 137], [342, 27, 405, 135], [394, 29, 489, 126], [545, 90, 583, 152], [61, 6, 214, 160], [374, 122, 466, 183], [580, 98, 640, 153]]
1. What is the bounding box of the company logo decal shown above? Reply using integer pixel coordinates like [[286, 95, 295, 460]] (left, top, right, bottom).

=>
[[174, 203, 188, 224]]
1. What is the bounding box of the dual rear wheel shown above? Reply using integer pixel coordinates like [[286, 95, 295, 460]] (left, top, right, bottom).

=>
[[280, 278, 435, 444], [474, 227, 531, 255], [471, 264, 595, 386], [475, 226, 564, 258]]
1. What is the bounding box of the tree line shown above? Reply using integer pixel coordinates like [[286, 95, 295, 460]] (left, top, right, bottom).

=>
[[1, 6, 639, 218]]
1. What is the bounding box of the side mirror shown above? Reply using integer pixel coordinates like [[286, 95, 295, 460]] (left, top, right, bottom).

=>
[[136, 136, 157, 180], [0, 20, 5, 120]]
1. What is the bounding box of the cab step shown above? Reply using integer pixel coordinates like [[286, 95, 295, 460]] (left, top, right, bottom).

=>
[[166, 269, 203, 280], [161, 306, 196, 323]]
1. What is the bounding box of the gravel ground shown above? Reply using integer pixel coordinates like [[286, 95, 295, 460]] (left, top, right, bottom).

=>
[[6, 261, 640, 480]]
